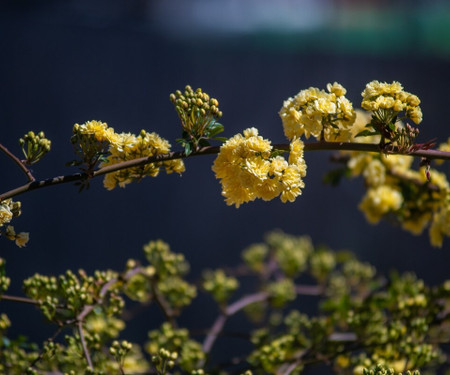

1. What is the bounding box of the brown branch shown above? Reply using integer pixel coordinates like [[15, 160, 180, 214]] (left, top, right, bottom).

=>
[[2, 142, 450, 203], [201, 283, 324, 361], [201, 291, 268, 361], [150, 278, 177, 328], [0, 143, 35, 182], [0, 294, 41, 305], [77, 320, 93, 369]]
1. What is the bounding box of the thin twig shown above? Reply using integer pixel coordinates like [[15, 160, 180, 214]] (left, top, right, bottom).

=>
[[77, 267, 143, 322], [1, 142, 450, 202], [77, 320, 93, 369], [150, 278, 177, 328], [0, 294, 41, 305], [201, 291, 268, 360], [0, 143, 35, 182]]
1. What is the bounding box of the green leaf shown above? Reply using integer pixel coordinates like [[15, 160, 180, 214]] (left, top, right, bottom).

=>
[[387, 122, 396, 132], [208, 123, 224, 138], [184, 143, 192, 156], [355, 129, 379, 138], [198, 139, 211, 148], [213, 136, 228, 142], [2, 337, 10, 347], [270, 149, 285, 158]]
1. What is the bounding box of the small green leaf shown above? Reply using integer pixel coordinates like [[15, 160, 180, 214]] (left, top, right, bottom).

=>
[[2, 337, 10, 347], [270, 149, 285, 158], [329, 123, 339, 129], [198, 139, 211, 148], [184, 143, 192, 156], [355, 130, 379, 138], [208, 123, 224, 138], [213, 136, 228, 142]]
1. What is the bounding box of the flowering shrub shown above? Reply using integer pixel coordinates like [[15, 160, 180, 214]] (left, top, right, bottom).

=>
[[1, 81, 450, 374]]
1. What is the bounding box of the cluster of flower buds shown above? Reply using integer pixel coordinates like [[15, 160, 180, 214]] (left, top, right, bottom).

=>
[[109, 340, 133, 365], [202, 269, 239, 305], [19, 130, 51, 165], [19, 131, 51, 165], [170, 85, 224, 154], [147, 322, 205, 372], [0, 258, 10, 295], [396, 123, 420, 152], [170, 85, 222, 127]]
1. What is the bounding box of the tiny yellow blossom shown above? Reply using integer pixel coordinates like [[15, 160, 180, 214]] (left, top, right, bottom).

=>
[[15, 232, 29, 248], [0, 204, 13, 227], [5, 225, 15, 240]]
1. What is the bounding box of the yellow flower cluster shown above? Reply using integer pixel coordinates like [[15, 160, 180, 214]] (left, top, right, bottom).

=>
[[212, 128, 307, 207], [346, 147, 450, 247], [361, 80, 423, 124], [429, 203, 450, 248], [0, 199, 29, 247], [73, 120, 119, 144], [279, 82, 356, 141], [101, 130, 185, 190], [359, 185, 403, 224], [72, 121, 185, 190], [436, 137, 450, 166]]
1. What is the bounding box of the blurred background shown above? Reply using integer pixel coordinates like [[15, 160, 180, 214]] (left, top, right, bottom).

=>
[[1, 0, 450, 366]]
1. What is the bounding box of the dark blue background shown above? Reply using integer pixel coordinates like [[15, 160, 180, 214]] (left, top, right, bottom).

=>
[[1, 0, 450, 359]]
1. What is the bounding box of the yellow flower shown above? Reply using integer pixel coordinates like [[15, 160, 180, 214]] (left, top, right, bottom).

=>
[[0, 203, 13, 227], [5, 225, 15, 240], [436, 137, 450, 165], [401, 213, 431, 235], [327, 82, 347, 97], [363, 159, 386, 187], [212, 128, 307, 207], [5, 226, 29, 247], [359, 185, 403, 224], [429, 204, 450, 248], [15, 232, 29, 248]]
